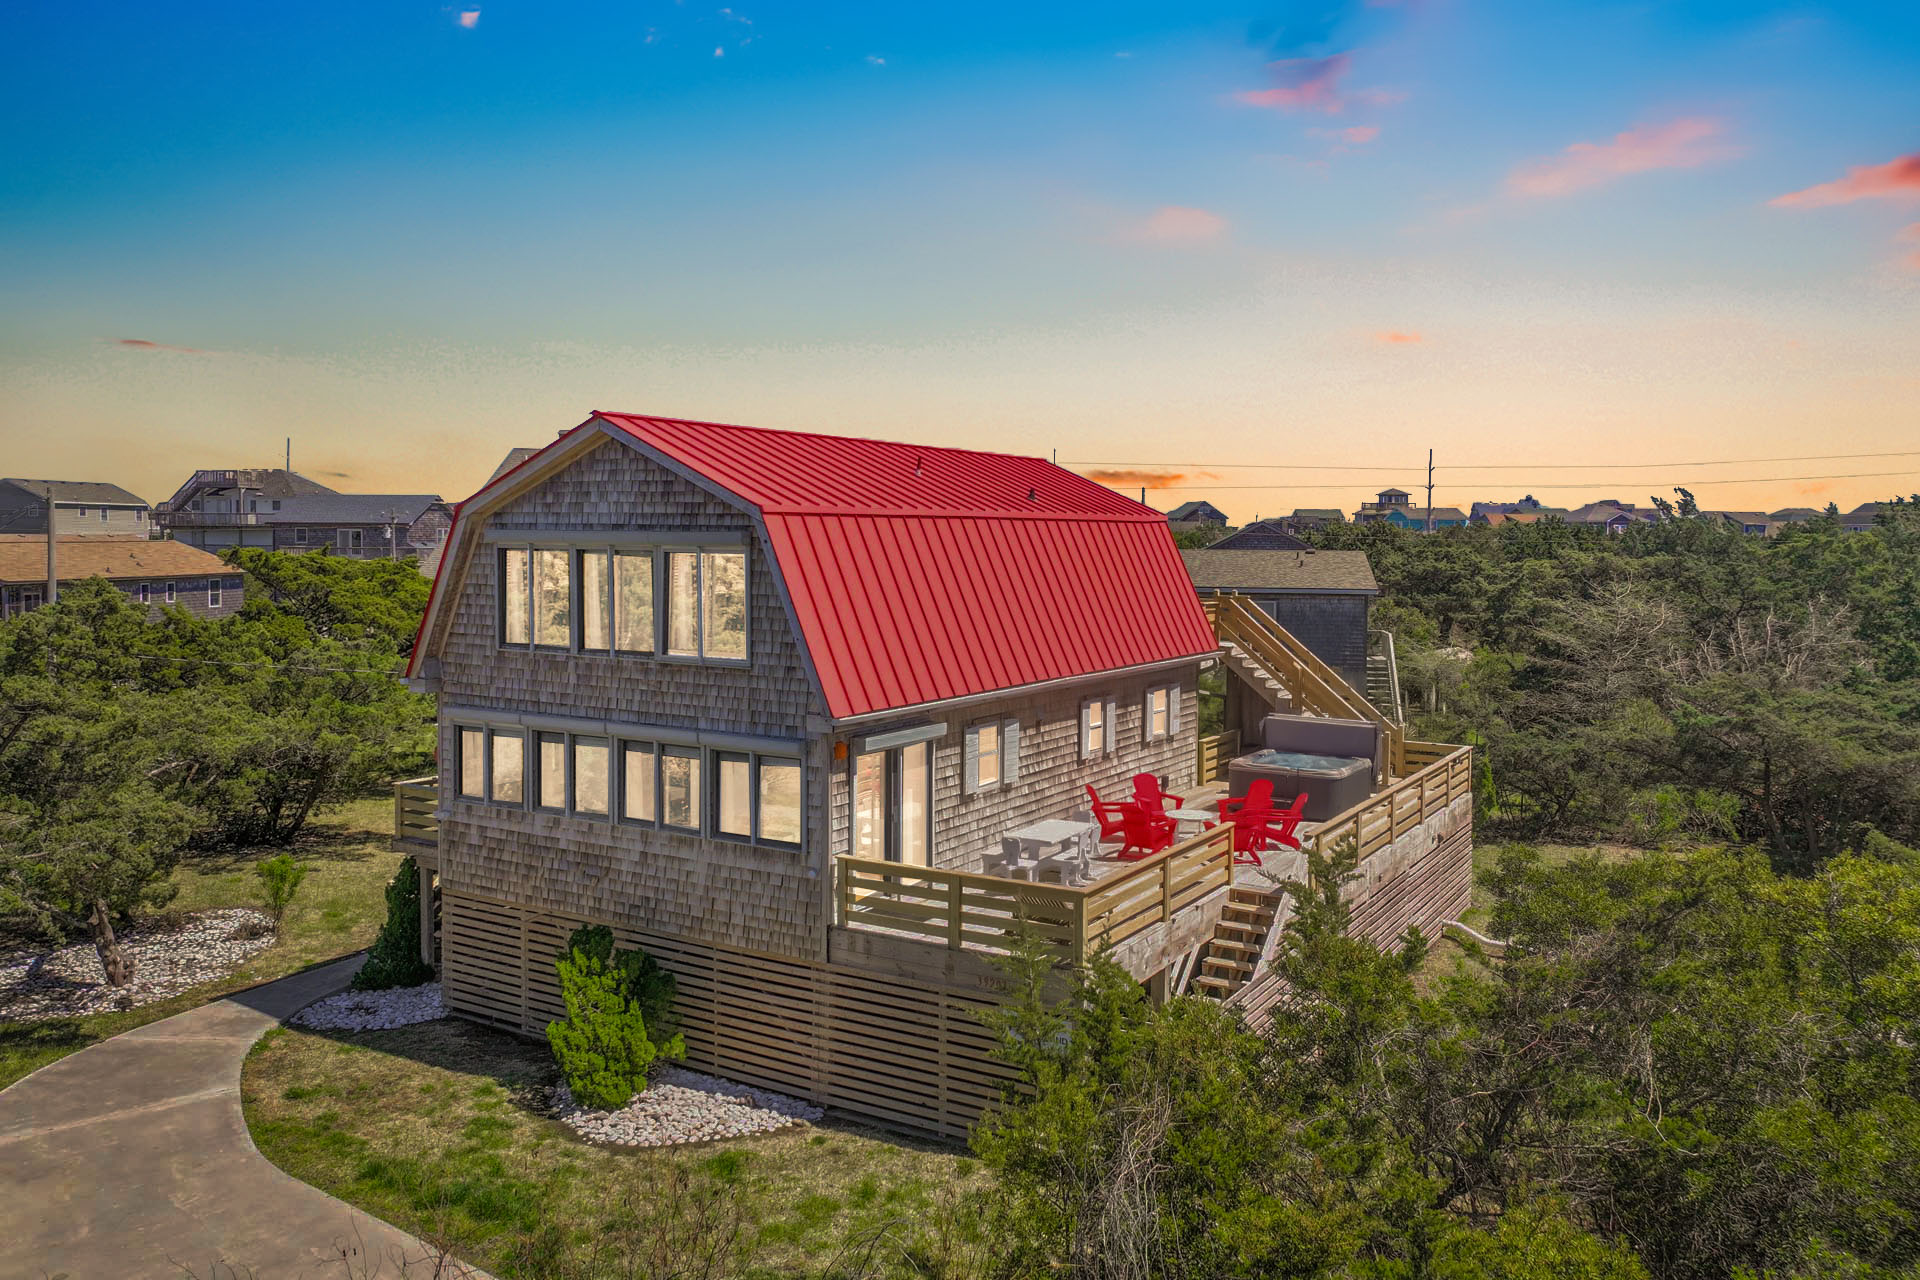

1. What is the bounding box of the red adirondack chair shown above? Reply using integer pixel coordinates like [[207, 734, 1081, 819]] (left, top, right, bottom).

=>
[[1219, 778, 1275, 822], [1131, 773, 1184, 813], [1084, 784, 1130, 844], [1117, 803, 1177, 860], [1213, 790, 1308, 866]]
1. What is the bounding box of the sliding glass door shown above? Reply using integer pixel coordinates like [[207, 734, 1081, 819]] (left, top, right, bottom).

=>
[[852, 741, 932, 867]]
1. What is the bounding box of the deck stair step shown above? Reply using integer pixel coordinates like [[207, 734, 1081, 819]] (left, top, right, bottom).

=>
[[1186, 885, 1291, 1003]]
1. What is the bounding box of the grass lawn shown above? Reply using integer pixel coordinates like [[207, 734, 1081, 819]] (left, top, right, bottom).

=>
[[243, 1018, 988, 1280], [0, 795, 403, 1091]]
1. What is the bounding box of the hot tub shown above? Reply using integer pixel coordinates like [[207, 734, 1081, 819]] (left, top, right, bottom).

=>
[[1227, 748, 1372, 823]]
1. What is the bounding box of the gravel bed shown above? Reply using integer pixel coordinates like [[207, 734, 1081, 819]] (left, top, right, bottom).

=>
[[0, 908, 277, 1023], [554, 1066, 825, 1146], [292, 980, 446, 1031]]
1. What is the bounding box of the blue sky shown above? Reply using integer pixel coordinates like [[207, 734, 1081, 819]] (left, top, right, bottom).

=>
[[2, 1, 1917, 515]]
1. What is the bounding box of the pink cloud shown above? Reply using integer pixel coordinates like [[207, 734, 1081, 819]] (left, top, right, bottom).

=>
[[457, 9, 479, 28], [1120, 206, 1228, 243], [112, 338, 208, 354], [1505, 117, 1730, 198], [1234, 55, 1352, 114], [1373, 330, 1422, 344], [1770, 152, 1920, 208], [1312, 125, 1380, 145]]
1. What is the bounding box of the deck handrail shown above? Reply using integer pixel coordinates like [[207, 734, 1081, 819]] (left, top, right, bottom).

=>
[[837, 821, 1235, 966], [1195, 728, 1241, 784], [1205, 594, 1405, 775], [1300, 744, 1472, 864], [392, 775, 439, 850]]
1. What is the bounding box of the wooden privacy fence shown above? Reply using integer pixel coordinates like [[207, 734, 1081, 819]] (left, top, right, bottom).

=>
[[392, 776, 439, 851], [1301, 744, 1472, 863], [1196, 729, 1241, 783], [838, 821, 1235, 967], [1205, 594, 1405, 774]]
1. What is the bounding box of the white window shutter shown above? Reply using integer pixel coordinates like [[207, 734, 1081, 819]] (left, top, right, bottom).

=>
[[963, 727, 980, 794], [1143, 689, 1155, 739], [1168, 689, 1181, 735], [1105, 699, 1117, 754], [1079, 702, 1092, 761], [1003, 718, 1021, 783]]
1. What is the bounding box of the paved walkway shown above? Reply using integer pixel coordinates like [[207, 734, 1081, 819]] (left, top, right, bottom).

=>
[[0, 955, 485, 1279]]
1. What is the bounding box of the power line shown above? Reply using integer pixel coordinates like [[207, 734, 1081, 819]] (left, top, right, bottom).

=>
[[1065, 448, 1920, 473]]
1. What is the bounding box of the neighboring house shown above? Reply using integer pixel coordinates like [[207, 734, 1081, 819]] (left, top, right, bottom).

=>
[[0, 535, 243, 620], [1165, 499, 1229, 530], [1469, 496, 1548, 519], [1565, 500, 1656, 534], [1283, 508, 1345, 532], [156, 468, 339, 550], [1470, 509, 1569, 527], [1352, 487, 1414, 525], [1767, 507, 1823, 526], [1841, 500, 1905, 533], [0, 479, 152, 537], [1210, 518, 1310, 551], [1711, 511, 1772, 535], [1180, 548, 1378, 691], [270, 494, 453, 562]]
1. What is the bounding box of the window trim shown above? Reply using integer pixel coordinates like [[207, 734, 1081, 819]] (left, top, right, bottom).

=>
[[1080, 696, 1117, 760], [164, 580, 176, 604], [456, 725, 487, 799], [659, 744, 704, 835], [492, 539, 745, 665], [964, 717, 1021, 794], [616, 739, 659, 828], [1144, 685, 1178, 742], [533, 730, 568, 813], [488, 728, 528, 807], [710, 749, 804, 850], [570, 735, 611, 818]]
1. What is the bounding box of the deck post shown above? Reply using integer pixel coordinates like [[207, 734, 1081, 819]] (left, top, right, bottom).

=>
[[837, 857, 851, 928], [1161, 856, 1173, 923], [947, 876, 963, 950]]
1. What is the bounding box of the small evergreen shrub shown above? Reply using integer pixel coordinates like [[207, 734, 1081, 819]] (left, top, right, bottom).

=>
[[546, 925, 685, 1111], [352, 856, 436, 990], [254, 853, 308, 925]]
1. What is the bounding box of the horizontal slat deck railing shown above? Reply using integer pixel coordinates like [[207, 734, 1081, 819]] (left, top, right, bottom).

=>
[[1196, 729, 1241, 784], [837, 821, 1235, 967], [392, 776, 439, 851], [1301, 745, 1473, 863], [1205, 595, 1405, 774]]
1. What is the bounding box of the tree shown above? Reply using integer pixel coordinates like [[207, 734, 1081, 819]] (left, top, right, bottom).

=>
[[546, 925, 684, 1110], [222, 547, 433, 654], [352, 856, 436, 990]]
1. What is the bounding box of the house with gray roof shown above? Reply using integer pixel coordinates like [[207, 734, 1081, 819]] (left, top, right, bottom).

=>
[[1180, 547, 1378, 689], [1165, 499, 1229, 530], [0, 478, 152, 537]]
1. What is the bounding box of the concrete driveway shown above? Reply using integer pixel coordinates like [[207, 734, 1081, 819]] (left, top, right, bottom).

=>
[[0, 955, 485, 1279]]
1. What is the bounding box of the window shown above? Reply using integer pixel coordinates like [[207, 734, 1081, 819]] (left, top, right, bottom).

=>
[[578, 550, 611, 653], [337, 528, 363, 552], [716, 752, 752, 839], [99, 507, 108, 524], [614, 552, 653, 653], [573, 737, 609, 816], [661, 747, 701, 831], [295, 528, 308, 545], [491, 730, 525, 804], [713, 752, 803, 847], [852, 744, 927, 864], [138, 582, 150, 606], [209, 580, 222, 608], [458, 727, 485, 798], [500, 548, 530, 645], [532, 549, 570, 647], [536, 732, 567, 811], [702, 551, 747, 660], [271, 500, 281, 511], [665, 549, 747, 661], [1145, 687, 1177, 741], [165, 581, 176, 604], [965, 719, 1021, 793], [76, 506, 87, 518], [1081, 697, 1117, 759], [620, 741, 657, 823], [666, 552, 699, 656]]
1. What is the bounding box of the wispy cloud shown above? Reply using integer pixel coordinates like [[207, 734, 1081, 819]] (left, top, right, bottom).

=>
[[457, 9, 479, 29], [111, 338, 209, 354], [865, 54, 885, 66], [1310, 124, 1380, 147], [1505, 117, 1731, 198], [1770, 151, 1920, 208], [1084, 468, 1217, 489], [1372, 330, 1422, 344], [1234, 54, 1351, 114], [1116, 206, 1228, 243]]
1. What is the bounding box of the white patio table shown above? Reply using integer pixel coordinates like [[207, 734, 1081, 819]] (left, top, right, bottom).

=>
[[1000, 818, 1099, 886], [1164, 806, 1216, 838]]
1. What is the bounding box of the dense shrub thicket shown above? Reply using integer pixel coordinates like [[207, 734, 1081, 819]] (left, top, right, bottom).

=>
[[1312, 498, 1920, 867], [978, 837, 1920, 1280], [0, 552, 433, 984]]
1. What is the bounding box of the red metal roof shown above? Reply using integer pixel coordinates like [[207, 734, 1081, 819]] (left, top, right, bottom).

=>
[[598, 412, 1216, 720]]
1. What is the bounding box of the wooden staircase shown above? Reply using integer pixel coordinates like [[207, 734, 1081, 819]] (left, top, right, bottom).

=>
[[1188, 886, 1283, 1000]]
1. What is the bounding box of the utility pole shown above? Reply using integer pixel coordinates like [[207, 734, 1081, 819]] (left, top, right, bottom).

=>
[[286, 438, 291, 472], [44, 484, 58, 607], [1424, 449, 1435, 534]]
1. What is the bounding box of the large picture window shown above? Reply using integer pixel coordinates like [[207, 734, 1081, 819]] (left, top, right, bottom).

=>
[[714, 751, 803, 848], [495, 540, 740, 663]]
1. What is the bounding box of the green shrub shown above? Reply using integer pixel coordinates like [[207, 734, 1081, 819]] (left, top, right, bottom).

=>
[[351, 856, 435, 990], [546, 925, 685, 1111], [254, 853, 308, 925]]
